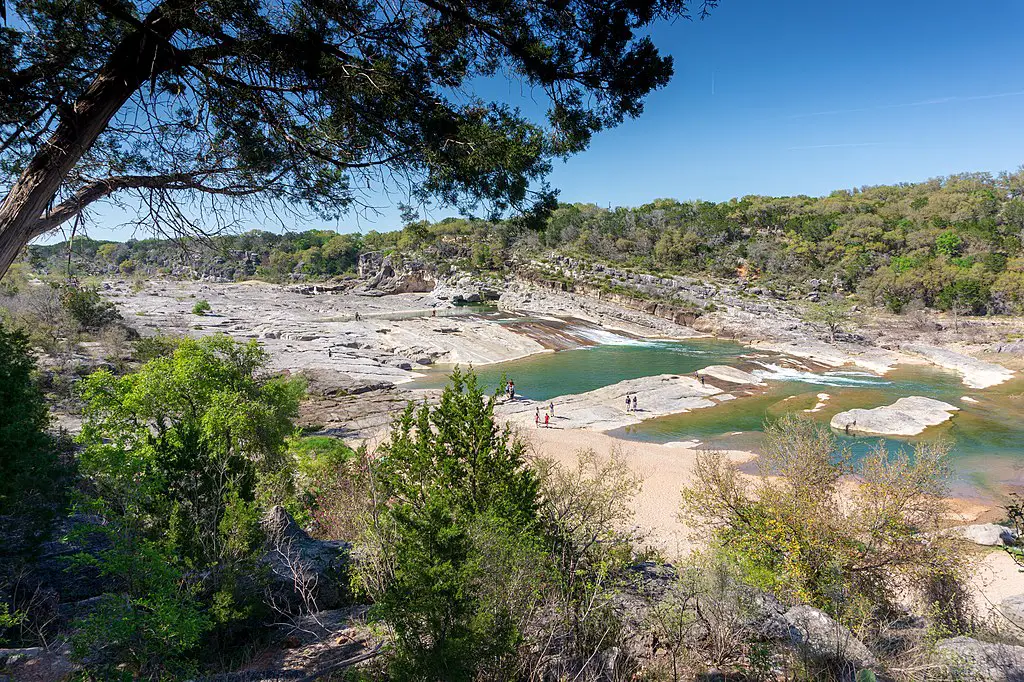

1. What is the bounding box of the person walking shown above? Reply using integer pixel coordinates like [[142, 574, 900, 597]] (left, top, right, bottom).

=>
[[544, 413, 550, 428], [549, 401, 555, 417], [535, 408, 540, 428], [632, 395, 638, 412]]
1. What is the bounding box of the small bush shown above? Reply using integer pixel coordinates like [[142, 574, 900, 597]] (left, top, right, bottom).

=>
[[192, 299, 212, 315], [59, 284, 121, 330]]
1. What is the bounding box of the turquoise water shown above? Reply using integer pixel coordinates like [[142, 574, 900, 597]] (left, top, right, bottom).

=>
[[410, 338, 1024, 495], [409, 338, 751, 399]]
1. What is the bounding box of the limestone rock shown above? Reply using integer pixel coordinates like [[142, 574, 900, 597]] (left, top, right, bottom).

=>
[[935, 636, 1024, 682], [783, 605, 877, 670], [0, 646, 77, 681], [947, 523, 1017, 547], [902, 344, 1015, 389], [997, 594, 1024, 626], [829, 396, 958, 436], [262, 507, 351, 612], [697, 365, 764, 385]]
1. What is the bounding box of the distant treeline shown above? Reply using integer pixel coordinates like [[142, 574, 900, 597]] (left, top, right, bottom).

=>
[[24, 170, 1024, 314]]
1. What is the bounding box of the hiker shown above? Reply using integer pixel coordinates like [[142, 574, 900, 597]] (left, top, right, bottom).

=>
[[535, 406, 540, 427], [354, 311, 361, 321], [431, 309, 437, 317], [328, 348, 332, 358], [699, 373, 705, 387], [544, 413, 550, 428], [509, 381, 515, 400], [549, 401, 555, 417], [625, 394, 631, 412], [632, 395, 638, 411]]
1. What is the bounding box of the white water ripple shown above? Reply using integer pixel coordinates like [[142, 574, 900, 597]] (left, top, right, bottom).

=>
[[751, 362, 891, 387]]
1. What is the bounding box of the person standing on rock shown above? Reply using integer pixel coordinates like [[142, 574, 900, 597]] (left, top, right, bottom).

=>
[[328, 348, 332, 358], [632, 395, 638, 412], [549, 401, 555, 417], [535, 407, 540, 427], [509, 381, 515, 400], [625, 394, 632, 412], [544, 413, 550, 428]]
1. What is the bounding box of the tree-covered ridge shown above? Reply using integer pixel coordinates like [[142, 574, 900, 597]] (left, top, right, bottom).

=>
[[27, 169, 1024, 314]]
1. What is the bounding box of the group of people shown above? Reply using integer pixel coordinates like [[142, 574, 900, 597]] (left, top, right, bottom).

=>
[[535, 401, 556, 427], [624, 393, 639, 412]]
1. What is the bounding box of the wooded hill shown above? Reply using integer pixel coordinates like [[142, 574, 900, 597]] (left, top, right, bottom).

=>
[[24, 169, 1024, 315]]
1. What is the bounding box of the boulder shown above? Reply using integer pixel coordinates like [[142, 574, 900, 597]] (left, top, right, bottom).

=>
[[0, 646, 77, 681], [936, 636, 1024, 682], [947, 523, 1017, 547], [783, 605, 877, 670], [998, 594, 1024, 627], [261, 507, 351, 613]]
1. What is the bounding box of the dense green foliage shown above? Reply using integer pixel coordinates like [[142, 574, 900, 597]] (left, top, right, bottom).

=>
[[72, 336, 304, 677], [365, 369, 544, 680], [0, 0, 704, 280], [0, 323, 61, 525], [28, 169, 1024, 314]]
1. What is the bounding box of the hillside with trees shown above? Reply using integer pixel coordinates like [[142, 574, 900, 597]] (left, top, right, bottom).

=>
[[27, 169, 1024, 316]]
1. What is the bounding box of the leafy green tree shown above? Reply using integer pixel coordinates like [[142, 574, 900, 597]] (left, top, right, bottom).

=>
[[935, 230, 964, 257], [0, 322, 62, 529], [0, 0, 716, 279], [72, 335, 305, 675], [805, 298, 851, 343], [77, 335, 303, 567], [365, 368, 543, 680], [59, 284, 122, 330]]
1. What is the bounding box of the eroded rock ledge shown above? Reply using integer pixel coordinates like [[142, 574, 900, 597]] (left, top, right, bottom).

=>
[[830, 396, 959, 436]]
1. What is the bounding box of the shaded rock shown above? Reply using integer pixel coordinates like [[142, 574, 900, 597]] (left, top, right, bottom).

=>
[[935, 636, 1024, 682], [0, 646, 77, 681], [783, 605, 877, 670], [261, 507, 351, 613]]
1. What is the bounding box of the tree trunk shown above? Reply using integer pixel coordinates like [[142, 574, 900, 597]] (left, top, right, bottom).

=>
[[0, 5, 181, 279]]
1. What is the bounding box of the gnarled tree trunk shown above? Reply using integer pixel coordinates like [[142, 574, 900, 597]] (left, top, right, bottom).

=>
[[0, 4, 180, 278]]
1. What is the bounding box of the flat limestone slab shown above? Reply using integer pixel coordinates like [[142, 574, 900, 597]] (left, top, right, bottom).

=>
[[697, 365, 764, 385], [497, 373, 723, 431], [829, 396, 959, 436], [902, 344, 1014, 389]]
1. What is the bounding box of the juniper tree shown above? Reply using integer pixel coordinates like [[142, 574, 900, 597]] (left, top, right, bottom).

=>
[[0, 0, 717, 278]]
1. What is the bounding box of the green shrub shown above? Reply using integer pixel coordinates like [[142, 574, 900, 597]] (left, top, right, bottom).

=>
[[131, 333, 182, 363], [73, 336, 305, 674], [0, 323, 63, 529], [192, 299, 212, 315], [59, 284, 121, 330], [360, 368, 544, 681], [682, 414, 966, 628]]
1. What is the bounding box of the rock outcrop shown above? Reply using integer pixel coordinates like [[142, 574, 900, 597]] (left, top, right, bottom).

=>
[[902, 344, 1015, 389], [783, 605, 878, 671], [829, 396, 959, 436], [262, 507, 351, 613], [936, 636, 1024, 682]]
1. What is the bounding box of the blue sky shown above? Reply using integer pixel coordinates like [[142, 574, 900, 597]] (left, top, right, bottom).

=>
[[53, 0, 1024, 242]]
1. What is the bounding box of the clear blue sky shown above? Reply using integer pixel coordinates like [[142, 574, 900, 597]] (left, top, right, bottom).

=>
[[53, 0, 1024, 242]]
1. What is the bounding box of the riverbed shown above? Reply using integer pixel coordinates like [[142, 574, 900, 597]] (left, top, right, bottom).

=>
[[409, 336, 1024, 498]]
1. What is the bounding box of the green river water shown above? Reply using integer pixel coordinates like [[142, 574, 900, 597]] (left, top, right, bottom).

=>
[[409, 337, 1024, 497]]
